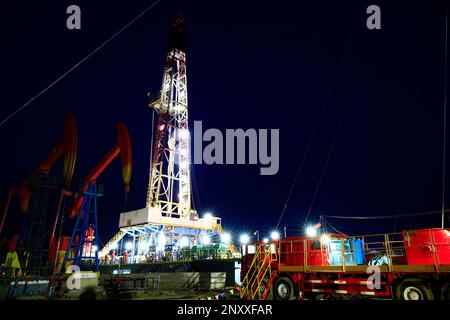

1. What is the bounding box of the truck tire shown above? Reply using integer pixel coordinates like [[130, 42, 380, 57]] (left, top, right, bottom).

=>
[[396, 279, 434, 300], [273, 277, 295, 300], [440, 283, 450, 300]]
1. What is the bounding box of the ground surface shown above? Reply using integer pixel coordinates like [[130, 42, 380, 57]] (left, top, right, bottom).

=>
[[13, 287, 239, 300]]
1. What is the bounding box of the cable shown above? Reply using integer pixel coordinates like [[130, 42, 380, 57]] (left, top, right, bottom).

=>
[[275, 87, 329, 229], [191, 165, 203, 213], [275, 34, 353, 229], [305, 93, 352, 224], [321, 216, 348, 236], [322, 209, 448, 220], [275, 56, 342, 229], [0, 0, 162, 128], [146, 109, 156, 206]]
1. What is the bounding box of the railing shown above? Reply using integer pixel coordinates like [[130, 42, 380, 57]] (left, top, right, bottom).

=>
[[101, 246, 238, 265], [109, 274, 160, 293], [99, 230, 125, 257], [277, 229, 450, 272], [240, 243, 277, 300]]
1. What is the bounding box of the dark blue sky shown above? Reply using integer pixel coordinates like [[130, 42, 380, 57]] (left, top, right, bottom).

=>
[[0, 0, 448, 245]]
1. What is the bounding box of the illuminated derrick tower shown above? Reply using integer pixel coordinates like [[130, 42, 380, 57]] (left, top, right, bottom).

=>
[[99, 15, 238, 262], [147, 14, 191, 219]]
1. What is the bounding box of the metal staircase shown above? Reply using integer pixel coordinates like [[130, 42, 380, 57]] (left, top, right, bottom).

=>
[[240, 243, 278, 300], [99, 230, 125, 257]]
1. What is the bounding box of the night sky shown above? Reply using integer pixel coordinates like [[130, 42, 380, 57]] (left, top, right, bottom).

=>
[[0, 0, 448, 246]]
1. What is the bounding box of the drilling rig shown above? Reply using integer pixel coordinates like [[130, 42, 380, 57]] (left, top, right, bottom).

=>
[[100, 14, 237, 263]]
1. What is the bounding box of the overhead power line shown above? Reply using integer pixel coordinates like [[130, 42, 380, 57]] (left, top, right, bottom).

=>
[[0, 0, 162, 128], [304, 92, 352, 224], [321, 209, 450, 220]]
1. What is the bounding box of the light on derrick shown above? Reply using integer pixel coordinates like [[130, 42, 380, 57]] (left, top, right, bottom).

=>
[[125, 242, 133, 251], [203, 213, 213, 220], [202, 234, 211, 245], [221, 233, 231, 243]]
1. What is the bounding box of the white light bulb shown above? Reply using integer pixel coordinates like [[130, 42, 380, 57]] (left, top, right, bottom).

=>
[[179, 129, 189, 139], [180, 237, 190, 248], [306, 226, 317, 237], [240, 234, 250, 245], [203, 213, 213, 220], [221, 233, 231, 243], [202, 235, 211, 245], [320, 234, 331, 244], [270, 231, 280, 241]]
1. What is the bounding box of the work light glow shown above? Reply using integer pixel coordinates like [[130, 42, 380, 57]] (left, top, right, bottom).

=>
[[125, 242, 133, 251], [270, 231, 280, 240], [306, 226, 317, 237], [179, 129, 189, 139], [221, 233, 231, 243], [158, 233, 166, 246], [180, 237, 190, 248], [139, 242, 149, 252], [240, 234, 250, 245], [180, 161, 189, 169], [202, 235, 211, 245], [203, 213, 213, 220], [320, 234, 331, 244]]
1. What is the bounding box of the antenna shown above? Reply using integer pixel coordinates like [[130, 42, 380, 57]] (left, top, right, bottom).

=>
[[442, 6, 448, 229]]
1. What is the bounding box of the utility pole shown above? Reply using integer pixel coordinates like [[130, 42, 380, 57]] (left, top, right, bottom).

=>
[[442, 7, 448, 229]]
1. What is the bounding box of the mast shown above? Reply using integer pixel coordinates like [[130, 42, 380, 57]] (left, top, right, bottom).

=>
[[147, 14, 192, 219]]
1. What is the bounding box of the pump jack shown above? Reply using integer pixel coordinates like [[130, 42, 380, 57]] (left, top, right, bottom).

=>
[[0, 113, 77, 276], [61, 122, 132, 272]]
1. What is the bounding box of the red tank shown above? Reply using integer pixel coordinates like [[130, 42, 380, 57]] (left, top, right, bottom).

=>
[[403, 228, 450, 265]]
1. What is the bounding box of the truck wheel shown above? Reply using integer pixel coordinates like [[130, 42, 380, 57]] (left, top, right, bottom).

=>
[[273, 277, 295, 300], [396, 280, 434, 300], [440, 283, 450, 300]]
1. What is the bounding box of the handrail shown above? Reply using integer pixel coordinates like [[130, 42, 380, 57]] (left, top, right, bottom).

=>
[[240, 243, 277, 300], [276, 228, 450, 271]]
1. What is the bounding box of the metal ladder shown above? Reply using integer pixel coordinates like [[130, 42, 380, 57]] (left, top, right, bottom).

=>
[[99, 230, 125, 258], [240, 244, 277, 300]]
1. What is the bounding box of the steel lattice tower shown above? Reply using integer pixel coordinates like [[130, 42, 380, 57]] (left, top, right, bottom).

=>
[[147, 14, 191, 219], [99, 14, 239, 263]]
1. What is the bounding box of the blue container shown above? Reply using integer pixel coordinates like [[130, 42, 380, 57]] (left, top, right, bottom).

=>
[[327, 238, 365, 266]]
